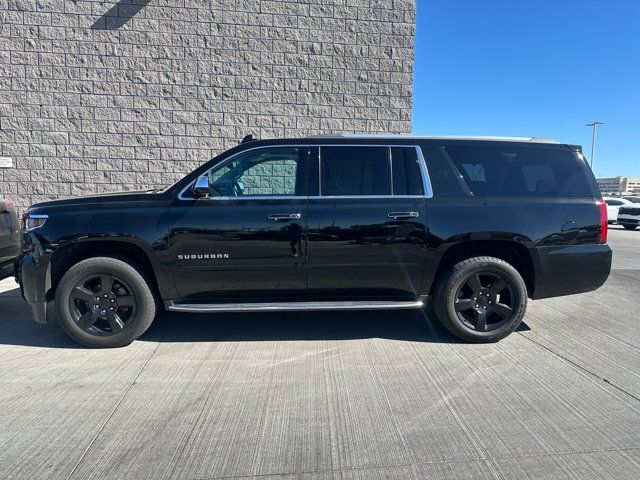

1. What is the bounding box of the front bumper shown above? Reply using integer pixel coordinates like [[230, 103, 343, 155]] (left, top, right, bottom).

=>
[[16, 250, 51, 324], [617, 214, 640, 226], [532, 243, 612, 300]]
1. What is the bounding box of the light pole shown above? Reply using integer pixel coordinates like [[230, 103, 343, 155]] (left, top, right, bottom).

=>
[[586, 121, 605, 170]]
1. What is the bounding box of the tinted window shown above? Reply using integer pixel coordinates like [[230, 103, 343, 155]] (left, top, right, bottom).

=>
[[209, 147, 306, 197], [391, 147, 423, 196], [605, 200, 622, 206], [320, 147, 390, 196], [443, 146, 594, 197]]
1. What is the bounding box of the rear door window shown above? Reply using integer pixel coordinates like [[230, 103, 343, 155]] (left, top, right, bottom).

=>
[[442, 145, 594, 197], [320, 147, 390, 196], [391, 147, 424, 196]]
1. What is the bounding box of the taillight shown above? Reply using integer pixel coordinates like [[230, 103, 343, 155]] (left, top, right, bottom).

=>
[[595, 198, 607, 244]]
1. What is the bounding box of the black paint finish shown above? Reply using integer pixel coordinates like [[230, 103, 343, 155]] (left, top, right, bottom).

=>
[[167, 197, 308, 300], [15, 136, 612, 323], [306, 197, 427, 300]]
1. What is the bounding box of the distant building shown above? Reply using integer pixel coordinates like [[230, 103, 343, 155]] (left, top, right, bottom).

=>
[[597, 177, 640, 195]]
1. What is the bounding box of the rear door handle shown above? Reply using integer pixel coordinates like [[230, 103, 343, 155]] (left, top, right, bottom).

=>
[[387, 211, 419, 219], [267, 213, 302, 221]]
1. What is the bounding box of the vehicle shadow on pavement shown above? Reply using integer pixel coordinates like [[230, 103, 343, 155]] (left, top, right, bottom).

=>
[[0, 288, 530, 348], [139, 308, 465, 344], [0, 289, 84, 349]]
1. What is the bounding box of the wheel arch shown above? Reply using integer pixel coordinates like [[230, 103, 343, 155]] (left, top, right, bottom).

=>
[[47, 239, 163, 302], [428, 240, 536, 297]]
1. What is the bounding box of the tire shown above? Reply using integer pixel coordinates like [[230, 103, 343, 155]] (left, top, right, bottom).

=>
[[55, 256, 157, 348], [622, 224, 637, 230], [433, 256, 527, 343]]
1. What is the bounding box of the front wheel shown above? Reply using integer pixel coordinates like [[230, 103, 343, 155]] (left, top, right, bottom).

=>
[[55, 257, 157, 348], [622, 224, 637, 230], [433, 256, 527, 343]]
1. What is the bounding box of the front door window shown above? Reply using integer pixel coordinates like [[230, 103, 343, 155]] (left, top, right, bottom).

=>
[[209, 147, 306, 197], [169, 146, 309, 300]]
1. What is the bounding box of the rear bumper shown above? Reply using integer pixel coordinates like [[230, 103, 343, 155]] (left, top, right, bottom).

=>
[[532, 243, 612, 300]]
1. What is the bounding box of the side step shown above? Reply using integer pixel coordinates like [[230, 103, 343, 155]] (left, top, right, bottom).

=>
[[167, 300, 424, 313]]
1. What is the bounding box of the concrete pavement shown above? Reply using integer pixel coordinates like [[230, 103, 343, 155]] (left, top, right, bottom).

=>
[[0, 226, 639, 479]]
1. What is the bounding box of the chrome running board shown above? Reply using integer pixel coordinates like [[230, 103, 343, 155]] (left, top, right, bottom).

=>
[[167, 300, 423, 313]]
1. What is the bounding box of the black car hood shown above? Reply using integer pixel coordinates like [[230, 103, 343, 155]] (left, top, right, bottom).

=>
[[28, 190, 164, 210]]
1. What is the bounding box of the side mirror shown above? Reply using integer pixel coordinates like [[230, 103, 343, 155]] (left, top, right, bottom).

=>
[[192, 175, 210, 198]]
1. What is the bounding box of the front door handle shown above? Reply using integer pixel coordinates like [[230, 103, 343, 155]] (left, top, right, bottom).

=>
[[267, 213, 302, 221], [387, 211, 419, 219]]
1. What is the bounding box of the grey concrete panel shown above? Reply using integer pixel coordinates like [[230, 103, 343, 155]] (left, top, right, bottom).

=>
[[0, 225, 638, 479]]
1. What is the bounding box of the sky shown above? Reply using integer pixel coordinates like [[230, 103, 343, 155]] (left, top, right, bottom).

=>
[[412, 0, 640, 178]]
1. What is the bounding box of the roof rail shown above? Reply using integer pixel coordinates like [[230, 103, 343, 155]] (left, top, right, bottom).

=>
[[307, 133, 560, 144]]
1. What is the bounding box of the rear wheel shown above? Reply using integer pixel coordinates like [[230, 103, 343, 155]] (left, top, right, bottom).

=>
[[55, 257, 157, 347], [622, 224, 637, 230], [434, 256, 527, 343]]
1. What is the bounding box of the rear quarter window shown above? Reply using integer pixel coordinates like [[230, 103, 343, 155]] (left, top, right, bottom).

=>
[[443, 145, 595, 197]]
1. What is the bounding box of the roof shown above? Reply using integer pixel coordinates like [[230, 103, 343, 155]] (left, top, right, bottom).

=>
[[308, 133, 561, 144]]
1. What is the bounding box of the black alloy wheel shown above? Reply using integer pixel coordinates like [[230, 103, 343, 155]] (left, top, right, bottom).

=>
[[453, 272, 516, 332], [433, 256, 527, 343], [69, 274, 137, 336], [56, 256, 157, 348]]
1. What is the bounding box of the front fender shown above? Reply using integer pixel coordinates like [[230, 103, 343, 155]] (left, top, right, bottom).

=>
[[47, 235, 179, 301]]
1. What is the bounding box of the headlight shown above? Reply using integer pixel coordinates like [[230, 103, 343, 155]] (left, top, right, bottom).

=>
[[23, 213, 48, 231]]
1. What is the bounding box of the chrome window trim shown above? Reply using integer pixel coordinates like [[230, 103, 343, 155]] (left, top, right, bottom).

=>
[[388, 146, 394, 195], [415, 146, 434, 199], [309, 195, 425, 200], [177, 143, 435, 201], [318, 145, 322, 196], [183, 195, 310, 201]]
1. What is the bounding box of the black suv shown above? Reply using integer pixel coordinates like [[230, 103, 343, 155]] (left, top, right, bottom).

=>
[[16, 135, 612, 347]]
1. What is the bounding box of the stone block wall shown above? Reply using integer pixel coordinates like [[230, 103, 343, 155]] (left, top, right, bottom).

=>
[[0, 0, 416, 210]]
